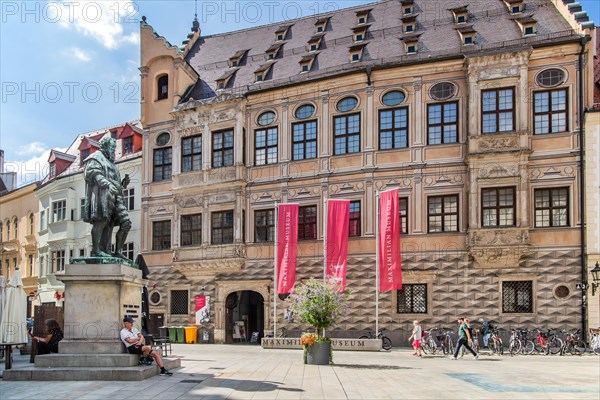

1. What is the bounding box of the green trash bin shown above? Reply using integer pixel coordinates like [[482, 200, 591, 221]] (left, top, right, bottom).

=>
[[167, 326, 177, 343], [176, 326, 185, 343]]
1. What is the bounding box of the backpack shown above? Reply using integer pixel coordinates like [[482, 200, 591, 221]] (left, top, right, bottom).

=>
[[467, 326, 474, 338]]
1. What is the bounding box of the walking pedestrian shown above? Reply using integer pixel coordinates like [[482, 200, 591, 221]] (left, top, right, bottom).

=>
[[451, 317, 478, 360], [478, 318, 491, 348], [408, 320, 422, 357]]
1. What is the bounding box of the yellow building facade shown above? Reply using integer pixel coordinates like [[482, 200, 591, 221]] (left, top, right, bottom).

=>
[[139, 0, 596, 343]]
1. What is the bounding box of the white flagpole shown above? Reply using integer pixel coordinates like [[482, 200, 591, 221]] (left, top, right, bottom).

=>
[[375, 191, 380, 335], [273, 201, 278, 337]]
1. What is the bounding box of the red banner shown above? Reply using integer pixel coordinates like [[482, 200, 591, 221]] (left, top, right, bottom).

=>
[[277, 204, 299, 294], [378, 189, 402, 292], [326, 199, 350, 291]]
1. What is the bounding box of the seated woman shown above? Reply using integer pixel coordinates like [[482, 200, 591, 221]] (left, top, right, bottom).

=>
[[33, 319, 64, 355]]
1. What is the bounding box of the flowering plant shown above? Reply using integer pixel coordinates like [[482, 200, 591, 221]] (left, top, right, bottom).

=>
[[290, 278, 350, 364], [289, 278, 350, 336]]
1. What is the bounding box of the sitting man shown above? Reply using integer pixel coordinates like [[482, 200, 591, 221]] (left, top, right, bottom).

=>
[[120, 317, 172, 375]]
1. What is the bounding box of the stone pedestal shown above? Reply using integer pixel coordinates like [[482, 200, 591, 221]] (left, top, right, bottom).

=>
[[2, 263, 182, 381], [58, 263, 146, 354]]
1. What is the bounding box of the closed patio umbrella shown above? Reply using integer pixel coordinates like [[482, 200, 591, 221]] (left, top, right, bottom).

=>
[[0, 269, 28, 344], [0, 275, 7, 326]]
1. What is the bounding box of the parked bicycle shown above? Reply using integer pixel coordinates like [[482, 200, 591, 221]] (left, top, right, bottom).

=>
[[589, 329, 600, 355], [508, 328, 522, 356], [531, 328, 563, 355], [488, 328, 504, 355], [561, 329, 587, 355], [421, 328, 444, 355], [436, 328, 455, 355], [359, 328, 392, 350]]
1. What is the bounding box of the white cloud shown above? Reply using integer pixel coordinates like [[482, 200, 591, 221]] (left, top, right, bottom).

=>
[[47, 1, 140, 49], [69, 47, 92, 62], [4, 147, 67, 188], [16, 142, 48, 157]]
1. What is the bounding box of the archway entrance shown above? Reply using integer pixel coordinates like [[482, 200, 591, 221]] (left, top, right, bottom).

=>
[[225, 291, 264, 344]]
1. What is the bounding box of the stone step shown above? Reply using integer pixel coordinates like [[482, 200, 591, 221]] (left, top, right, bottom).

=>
[[4, 357, 181, 381], [35, 353, 140, 368]]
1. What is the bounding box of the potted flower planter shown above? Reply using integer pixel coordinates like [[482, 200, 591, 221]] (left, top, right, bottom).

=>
[[306, 341, 331, 365]]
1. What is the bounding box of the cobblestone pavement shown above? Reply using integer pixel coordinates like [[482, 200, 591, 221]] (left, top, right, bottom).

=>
[[1, 344, 599, 399]]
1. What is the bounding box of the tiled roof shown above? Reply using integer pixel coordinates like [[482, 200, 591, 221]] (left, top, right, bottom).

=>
[[183, 0, 576, 101]]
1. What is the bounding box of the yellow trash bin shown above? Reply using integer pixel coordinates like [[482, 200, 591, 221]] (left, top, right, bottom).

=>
[[184, 326, 198, 344]]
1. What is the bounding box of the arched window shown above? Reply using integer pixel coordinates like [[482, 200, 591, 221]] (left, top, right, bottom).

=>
[[157, 74, 169, 100], [13, 218, 18, 239], [0, 221, 3, 241], [6, 219, 10, 240]]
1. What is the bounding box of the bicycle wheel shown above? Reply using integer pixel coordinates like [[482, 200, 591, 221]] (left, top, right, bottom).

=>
[[428, 339, 438, 355], [358, 335, 369, 340], [381, 337, 392, 351], [496, 339, 504, 355], [575, 341, 588, 355], [523, 340, 535, 355], [563, 341, 574, 355], [509, 339, 521, 356], [549, 338, 563, 355], [421, 342, 429, 355]]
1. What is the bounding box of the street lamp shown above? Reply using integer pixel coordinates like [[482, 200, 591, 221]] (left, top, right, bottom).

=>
[[591, 262, 600, 296]]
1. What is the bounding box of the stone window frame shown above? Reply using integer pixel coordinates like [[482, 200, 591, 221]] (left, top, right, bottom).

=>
[[426, 194, 460, 233], [426, 101, 459, 145], [156, 74, 169, 101], [481, 86, 516, 134], [298, 205, 318, 240], [391, 273, 434, 319], [212, 129, 235, 169], [378, 106, 409, 150], [254, 208, 276, 243], [152, 219, 172, 251], [181, 134, 203, 172], [254, 126, 279, 166], [552, 284, 573, 301], [399, 196, 409, 235], [180, 213, 202, 247], [532, 186, 570, 228], [51, 200, 67, 223], [211, 209, 235, 245], [481, 186, 517, 228], [532, 88, 569, 135], [349, 200, 362, 237], [152, 147, 172, 182], [498, 275, 537, 316]]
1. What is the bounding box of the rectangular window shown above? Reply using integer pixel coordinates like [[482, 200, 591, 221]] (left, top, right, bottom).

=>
[[534, 89, 567, 134], [379, 107, 408, 149], [212, 129, 234, 168], [255, 209, 275, 242], [170, 290, 189, 315], [427, 195, 459, 232], [482, 187, 516, 227], [153, 147, 172, 181], [482, 88, 515, 134], [80, 199, 86, 220], [334, 113, 360, 155], [28, 254, 34, 277], [40, 210, 46, 231], [123, 136, 134, 154], [349, 201, 361, 237], [351, 53, 360, 62], [502, 281, 533, 313], [51, 250, 66, 273], [39, 255, 45, 276], [534, 187, 569, 227], [181, 135, 202, 172], [397, 284, 427, 313], [428, 102, 458, 145], [52, 200, 66, 222], [212, 210, 234, 245], [79, 248, 85, 257], [124, 188, 135, 211], [181, 213, 202, 247], [152, 220, 171, 251], [255, 127, 278, 165], [121, 242, 135, 261], [298, 205, 317, 240], [400, 197, 408, 234], [292, 121, 317, 160]]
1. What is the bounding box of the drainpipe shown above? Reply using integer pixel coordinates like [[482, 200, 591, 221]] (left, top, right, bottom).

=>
[[578, 35, 591, 341]]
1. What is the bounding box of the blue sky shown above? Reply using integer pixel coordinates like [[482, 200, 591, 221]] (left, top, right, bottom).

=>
[[1, 0, 598, 187]]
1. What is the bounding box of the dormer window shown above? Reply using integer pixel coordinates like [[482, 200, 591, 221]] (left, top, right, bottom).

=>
[[456, 25, 476, 45], [49, 163, 56, 178], [349, 43, 366, 62], [157, 74, 168, 100], [228, 49, 249, 68], [353, 26, 369, 42], [401, 0, 414, 15], [275, 24, 292, 41], [266, 43, 283, 61], [315, 17, 329, 34], [356, 33, 364, 41], [216, 68, 238, 90], [449, 5, 469, 24], [308, 35, 323, 52], [254, 63, 274, 82], [406, 43, 417, 53], [268, 53, 275, 60], [402, 15, 417, 33], [457, 14, 466, 23], [310, 43, 318, 51], [514, 16, 537, 36], [505, 0, 523, 14], [356, 9, 371, 25], [299, 54, 317, 73]]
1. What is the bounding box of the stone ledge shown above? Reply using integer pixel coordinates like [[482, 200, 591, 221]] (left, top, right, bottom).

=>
[[4, 357, 181, 381], [35, 353, 140, 368], [261, 338, 382, 351]]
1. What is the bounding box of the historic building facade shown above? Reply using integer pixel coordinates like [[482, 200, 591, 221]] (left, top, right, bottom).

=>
[[140, 0, 596, 343], [35, 122, 144, 306], [0, 182, 40, 314]]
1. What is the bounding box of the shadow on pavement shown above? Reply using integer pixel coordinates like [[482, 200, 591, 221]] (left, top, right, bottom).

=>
[[333, 363, 416, 370]]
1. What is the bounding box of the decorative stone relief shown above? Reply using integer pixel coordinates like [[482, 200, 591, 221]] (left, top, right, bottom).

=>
[[467, 228, 531, 268], [477, 164, 519, 179], [177, 173, 204, 186], [478, 136, 519, 152], [149, 205, 174, 215], [176, 259, 245, 282], [478, 66, 519, 81], [209, 193, 236, 204]]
